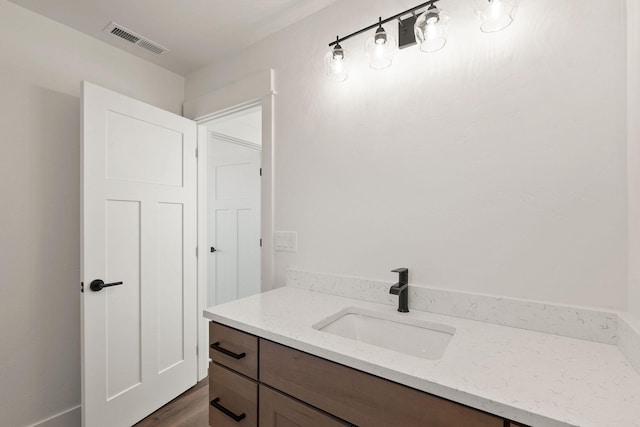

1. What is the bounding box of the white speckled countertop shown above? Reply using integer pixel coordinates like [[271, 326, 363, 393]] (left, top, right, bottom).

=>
[[203, 287, 640, 427]]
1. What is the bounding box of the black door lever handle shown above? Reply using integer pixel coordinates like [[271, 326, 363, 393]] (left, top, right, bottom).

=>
[[90, 279, 124, 292]]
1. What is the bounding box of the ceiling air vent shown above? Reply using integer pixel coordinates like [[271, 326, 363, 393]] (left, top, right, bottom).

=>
[[103, 22, 169, 56]]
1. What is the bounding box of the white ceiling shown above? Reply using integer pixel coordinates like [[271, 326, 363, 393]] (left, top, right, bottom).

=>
[[8, 0, 337, 75]]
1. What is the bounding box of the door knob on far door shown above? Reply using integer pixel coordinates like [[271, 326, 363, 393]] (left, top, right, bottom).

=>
[[90, 279, 124, 292], [210, 247, 217, 253]]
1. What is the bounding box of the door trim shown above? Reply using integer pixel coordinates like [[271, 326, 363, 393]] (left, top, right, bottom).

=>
[[209, 131, 262, 151], [184, 69, 275, 381]]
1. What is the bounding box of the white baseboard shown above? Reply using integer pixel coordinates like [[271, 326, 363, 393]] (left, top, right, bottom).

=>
[[29, 405, 81, 427]]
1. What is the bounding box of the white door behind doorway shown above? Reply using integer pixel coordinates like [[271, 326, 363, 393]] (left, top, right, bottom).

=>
[[208, 133, 261, 306]]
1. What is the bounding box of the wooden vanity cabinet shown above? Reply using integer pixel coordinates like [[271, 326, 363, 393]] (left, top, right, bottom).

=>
[[208, 321, 527, 427], [208, 323, 259, 426]]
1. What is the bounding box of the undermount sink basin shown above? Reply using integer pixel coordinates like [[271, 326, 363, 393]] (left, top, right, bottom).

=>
[[312, 307, 455, 360]]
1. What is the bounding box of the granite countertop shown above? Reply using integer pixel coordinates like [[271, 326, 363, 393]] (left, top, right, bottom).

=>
[[203, 287, 640, 427]]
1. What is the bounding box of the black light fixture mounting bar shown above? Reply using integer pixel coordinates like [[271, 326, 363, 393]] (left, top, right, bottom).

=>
[[328, 0, 440, 47]]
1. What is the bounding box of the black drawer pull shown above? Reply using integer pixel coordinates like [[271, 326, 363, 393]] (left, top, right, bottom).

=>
[[211, 342, 246, 360], [210, 397, 246, 422]]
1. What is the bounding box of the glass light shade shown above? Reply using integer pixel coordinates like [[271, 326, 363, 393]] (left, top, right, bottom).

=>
[[414, 7, 450, 53], [365, 30, 398, 70], [474, 0, 517, 33], [324, 46, 349, 82]]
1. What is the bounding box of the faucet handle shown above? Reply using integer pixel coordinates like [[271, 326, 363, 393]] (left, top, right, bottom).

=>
[[391, 268, 408, 285]]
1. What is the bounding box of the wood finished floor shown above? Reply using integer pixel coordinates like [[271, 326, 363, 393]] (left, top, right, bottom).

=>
[[134, 379, 209, 427]]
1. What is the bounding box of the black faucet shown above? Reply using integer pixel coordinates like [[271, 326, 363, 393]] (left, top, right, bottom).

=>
[[389, 268, 409, 313]]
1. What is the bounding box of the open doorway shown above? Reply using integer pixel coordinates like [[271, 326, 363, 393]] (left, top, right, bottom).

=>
[[202, 104, 262, 307], [184, 69, 275, 381]]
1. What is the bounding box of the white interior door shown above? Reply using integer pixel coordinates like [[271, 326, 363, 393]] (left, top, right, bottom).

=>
[[208, 136, 261, 306], [81, 81, 198, 427]]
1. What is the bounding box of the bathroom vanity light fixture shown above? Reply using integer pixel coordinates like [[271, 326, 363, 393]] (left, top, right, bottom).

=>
[[325, 0, 516, 81]]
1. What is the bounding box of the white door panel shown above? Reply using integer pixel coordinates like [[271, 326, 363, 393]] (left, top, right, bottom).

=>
[[157, 202, 186, 373], [237, 208, 259, 299], [82, 81, 197, 427], [214, 208, 235, 304], [105, 200, 141, 399], [216, 162, 253, 199], [105, 110, 184, 186]]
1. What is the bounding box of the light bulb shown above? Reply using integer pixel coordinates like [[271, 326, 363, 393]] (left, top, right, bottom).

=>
[[332, 59, 343, 73], [324, 42, 348, 82], [490, 0, 505, 19], [425, 20, 438, 40], [475, 0, 517, 33], [414, 7, 450, 53], [365, 27, 397, 70], [375, 29, 387, 45]]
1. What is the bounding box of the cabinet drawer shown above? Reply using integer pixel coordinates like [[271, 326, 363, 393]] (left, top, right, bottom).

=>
[[259, 385, 350, 427], [260, 340, 503, 427], [209, 362, 258, 427], [209, 322, 258, 379]]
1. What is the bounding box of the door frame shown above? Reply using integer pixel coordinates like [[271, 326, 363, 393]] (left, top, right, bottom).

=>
[[183, 69, 276, 380]]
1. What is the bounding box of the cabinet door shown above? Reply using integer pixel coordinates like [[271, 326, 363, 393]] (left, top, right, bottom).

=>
[[259, 386, 349, 427], [209, 322, 258, 380], [209, 363, 258, 427]]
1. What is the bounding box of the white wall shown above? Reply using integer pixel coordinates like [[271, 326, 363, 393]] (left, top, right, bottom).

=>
[[628, 0, 640, 319], [187, 0, 628, 310], [0, 1, 185, 426]]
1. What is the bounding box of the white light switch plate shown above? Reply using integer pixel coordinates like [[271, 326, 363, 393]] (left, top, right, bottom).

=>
[[274, 231, 297, 252]]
